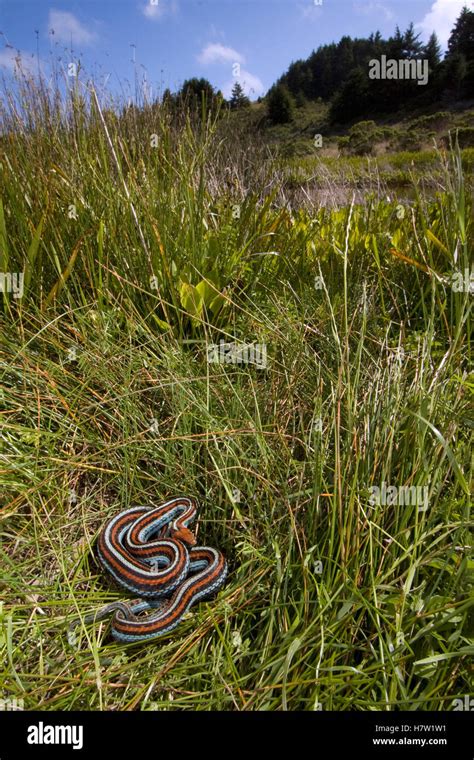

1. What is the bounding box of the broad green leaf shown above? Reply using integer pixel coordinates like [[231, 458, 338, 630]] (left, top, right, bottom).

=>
[[179, 281, 203, 319], [209, 292, 226, 316], [151, 314, 172, 332], [195, 278, 217, 309]]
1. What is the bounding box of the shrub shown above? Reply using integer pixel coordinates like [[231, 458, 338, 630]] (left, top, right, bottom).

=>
[[345, 120, 384, 156], [338, 136, 350, 154], [409, 111, 451, 131], [267, 85, 294, 125], [454, 127, 474, 148], [392, 131, 424, 151]]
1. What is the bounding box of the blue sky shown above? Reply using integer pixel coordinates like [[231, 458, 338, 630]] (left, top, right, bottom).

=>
[[0, 0, 470, 100]]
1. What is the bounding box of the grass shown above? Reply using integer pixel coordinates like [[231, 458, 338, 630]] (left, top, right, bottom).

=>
[[0, 66, 472, 711]]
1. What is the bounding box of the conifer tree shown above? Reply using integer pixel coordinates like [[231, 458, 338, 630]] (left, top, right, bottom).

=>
[[447, 6, 474, 61], [230, 82, 250, 110], [425, 32, 442, 68], [267, 84, 294, 124]]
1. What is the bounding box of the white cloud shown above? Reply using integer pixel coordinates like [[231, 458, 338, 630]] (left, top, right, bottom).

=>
[[48, 10, 96, 46], [354, 2, 394, 22], [222, 70, 265, 99], [197, 41, 263, 100], [416, 0, 466, 48], [197, 43, 245, 65], [143, 2, 164, 19], [142, 0, 178, 21], [299, 2, 324, 20]]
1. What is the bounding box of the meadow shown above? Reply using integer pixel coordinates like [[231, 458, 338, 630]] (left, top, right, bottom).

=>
[[0, 70, 472, 710]]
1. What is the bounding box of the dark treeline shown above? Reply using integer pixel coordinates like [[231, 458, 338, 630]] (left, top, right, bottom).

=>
[[149, 8, 473, 127], [271, 7, 474, 123]]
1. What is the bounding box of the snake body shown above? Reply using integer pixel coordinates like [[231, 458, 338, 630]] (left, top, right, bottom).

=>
[[70, 497, 227, 643]]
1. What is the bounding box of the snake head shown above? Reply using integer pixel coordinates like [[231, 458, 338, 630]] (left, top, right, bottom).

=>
[[171, 526, 197, 547]]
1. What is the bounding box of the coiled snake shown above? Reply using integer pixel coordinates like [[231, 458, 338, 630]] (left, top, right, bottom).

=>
[[69, 497, 227, 643]]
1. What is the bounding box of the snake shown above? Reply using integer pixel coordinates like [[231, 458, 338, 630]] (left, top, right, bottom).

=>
[[69, 496, 227, 643]]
